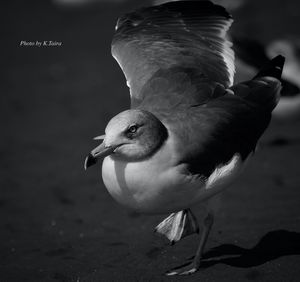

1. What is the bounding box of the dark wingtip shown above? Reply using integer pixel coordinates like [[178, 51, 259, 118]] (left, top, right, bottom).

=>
[[254, 55, 285, 80]]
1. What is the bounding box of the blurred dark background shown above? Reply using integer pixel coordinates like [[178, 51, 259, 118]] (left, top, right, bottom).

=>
[[1, 0, 300, 281]]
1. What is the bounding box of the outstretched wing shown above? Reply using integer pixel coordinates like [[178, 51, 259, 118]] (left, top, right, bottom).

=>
[[112, 0, 235, 107]]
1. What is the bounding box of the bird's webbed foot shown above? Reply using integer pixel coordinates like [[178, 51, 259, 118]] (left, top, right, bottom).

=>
[[155, 209, 199, 243], [166, 260, 200, 276]]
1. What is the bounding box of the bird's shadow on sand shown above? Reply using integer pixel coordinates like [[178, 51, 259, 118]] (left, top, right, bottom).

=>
[[185, 230, 300, 269]]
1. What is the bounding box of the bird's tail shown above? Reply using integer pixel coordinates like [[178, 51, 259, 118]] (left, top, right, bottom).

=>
[[231, 55, 285, 112], [253, 55, 285, 80], [155, 209, 199, 244]]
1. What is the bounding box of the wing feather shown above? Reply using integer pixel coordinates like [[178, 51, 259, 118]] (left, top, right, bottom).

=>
[[112, 1, 235, 105]]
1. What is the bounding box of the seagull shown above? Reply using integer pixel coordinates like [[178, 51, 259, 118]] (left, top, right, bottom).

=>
[[84, 0, 284, 275]]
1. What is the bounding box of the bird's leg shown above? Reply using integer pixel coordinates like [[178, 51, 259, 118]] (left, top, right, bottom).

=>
[[191, 212, 214, 269], [166, 212, 214, 276], [166, 194, 221, 276]]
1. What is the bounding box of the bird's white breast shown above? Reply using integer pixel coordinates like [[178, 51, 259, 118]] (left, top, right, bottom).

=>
[[102, 137, 189, 213], [101, 137, 244, 214]]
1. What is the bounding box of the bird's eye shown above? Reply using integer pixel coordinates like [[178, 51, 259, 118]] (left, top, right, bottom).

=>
[[128, 125, 138, 133]]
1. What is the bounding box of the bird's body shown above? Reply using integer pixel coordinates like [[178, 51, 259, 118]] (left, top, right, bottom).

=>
[[102, 130, 242, 214], [101, 70, 277, 214], [102, 131, 196, 213], [85, 0, 284, 275]]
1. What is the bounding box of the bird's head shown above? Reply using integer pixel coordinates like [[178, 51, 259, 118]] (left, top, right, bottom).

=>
[[84, 109, 168, 169]]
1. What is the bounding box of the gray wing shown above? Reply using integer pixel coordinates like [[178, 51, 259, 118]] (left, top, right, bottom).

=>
[[112, 0, 235, 107], [162, 56, 284, 177]]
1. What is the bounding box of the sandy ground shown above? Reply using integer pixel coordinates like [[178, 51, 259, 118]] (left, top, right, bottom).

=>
[[1, 0, 300, 281]]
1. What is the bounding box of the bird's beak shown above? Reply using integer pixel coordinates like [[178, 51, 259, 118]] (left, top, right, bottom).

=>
[[84, 140, 115, 170]]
